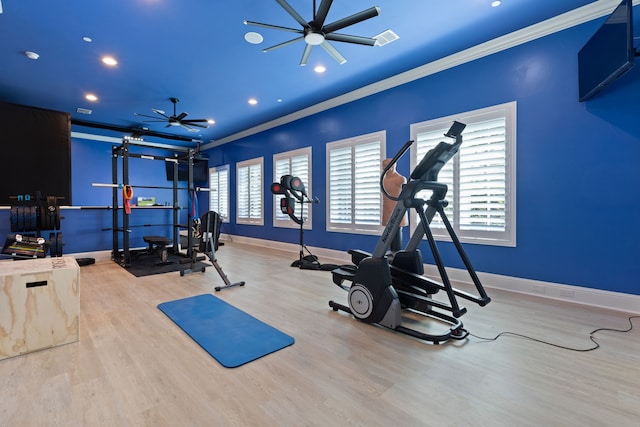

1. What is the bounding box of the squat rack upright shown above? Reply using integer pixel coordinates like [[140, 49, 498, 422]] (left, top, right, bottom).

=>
[[109, 137, 204, 266]]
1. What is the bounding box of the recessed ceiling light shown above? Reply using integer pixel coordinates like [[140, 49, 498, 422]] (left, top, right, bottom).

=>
[[277, 98, 283, 103], [207, 119, 215, 125], [244, 32, 263, 44], [491, 1, 502, 7], [24, 51, 40, 60], [82, 36, 93, 43], [248, 98, 258, 105], [314, 65, 326, 73], [102, 56, 118, 66], [85, 94, 98, 102]]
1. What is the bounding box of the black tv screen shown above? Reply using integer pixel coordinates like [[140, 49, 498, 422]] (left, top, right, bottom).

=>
[[0, 102, 71, 205], [578, 0, 635, 102], [165, 158, 209, 182]]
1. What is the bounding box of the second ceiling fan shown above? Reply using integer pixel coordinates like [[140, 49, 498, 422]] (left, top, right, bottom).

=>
[[245, 0, 381, 66], [134, 98, 209, 133]]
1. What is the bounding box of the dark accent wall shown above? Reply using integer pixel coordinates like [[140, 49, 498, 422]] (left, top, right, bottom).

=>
[[0, 102, 71, 205]]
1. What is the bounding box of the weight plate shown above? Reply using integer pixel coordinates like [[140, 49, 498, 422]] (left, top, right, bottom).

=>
[[49, 232, 57, 257], [17, 207, 24, 232], [10, 207, 18, 232], [55, 232, 63, 257], [54, 206, 60, 230]]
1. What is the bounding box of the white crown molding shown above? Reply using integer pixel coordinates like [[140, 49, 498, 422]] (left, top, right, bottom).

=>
[[205, 0, 636, 149]]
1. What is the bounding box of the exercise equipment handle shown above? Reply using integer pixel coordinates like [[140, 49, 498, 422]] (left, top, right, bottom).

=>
[[380, 140, 413, 202]]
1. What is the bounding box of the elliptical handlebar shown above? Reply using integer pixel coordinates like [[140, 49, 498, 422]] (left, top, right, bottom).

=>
[[409, 121, 466, 182], [380, 121, 466, 202], [380, 140, 414, 202]]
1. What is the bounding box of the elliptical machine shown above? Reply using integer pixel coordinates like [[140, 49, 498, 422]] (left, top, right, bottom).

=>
[[329, 121, 491, 344]]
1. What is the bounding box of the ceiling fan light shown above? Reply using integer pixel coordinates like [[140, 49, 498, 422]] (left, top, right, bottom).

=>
[[304, 32, 325, 46]]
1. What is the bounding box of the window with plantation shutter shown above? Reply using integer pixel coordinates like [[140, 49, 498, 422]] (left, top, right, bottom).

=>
[[236, 157, 264, 225], [209, 165, 229, 222], [410, 102, 516, 246], [273, 147, 312, 228], [326, 131, 385, 235]]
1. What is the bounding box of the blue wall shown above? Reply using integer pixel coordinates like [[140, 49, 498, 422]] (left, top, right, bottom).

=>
[[205, 18, 640, 296], [2, 16, 637, 296]]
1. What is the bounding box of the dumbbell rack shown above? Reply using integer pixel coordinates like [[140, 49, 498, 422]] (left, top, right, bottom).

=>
[[3, 191, 64, 258]]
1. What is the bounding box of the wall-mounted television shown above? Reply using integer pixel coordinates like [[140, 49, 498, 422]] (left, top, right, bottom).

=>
[[578, 0, 637, 102], [165, 158, 209, 182]]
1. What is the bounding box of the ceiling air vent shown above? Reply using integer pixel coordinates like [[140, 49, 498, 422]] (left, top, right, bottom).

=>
[[374, 29, 399, 46], [76, 107, 92, 115]]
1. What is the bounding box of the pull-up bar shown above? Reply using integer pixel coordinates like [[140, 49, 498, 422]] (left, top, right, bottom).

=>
[[92, 183, 213, 192]]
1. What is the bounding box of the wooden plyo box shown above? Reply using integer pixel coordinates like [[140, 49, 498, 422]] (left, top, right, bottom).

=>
[[0, 256, 80, 360]]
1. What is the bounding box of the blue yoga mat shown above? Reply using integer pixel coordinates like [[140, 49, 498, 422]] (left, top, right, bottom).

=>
[[158, 294, 294, 368]]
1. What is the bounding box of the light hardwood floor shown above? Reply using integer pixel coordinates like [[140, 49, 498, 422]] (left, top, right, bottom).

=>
[[1, 242, 638, 426]]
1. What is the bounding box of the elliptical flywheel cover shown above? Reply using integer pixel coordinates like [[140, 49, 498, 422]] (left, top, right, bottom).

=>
[[348, 284, 374, 320]]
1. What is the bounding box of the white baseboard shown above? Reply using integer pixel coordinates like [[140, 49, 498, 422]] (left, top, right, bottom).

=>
[[422, 265, 640, 314], [223, 235, 640, 314], [68, 237, 640, 314]]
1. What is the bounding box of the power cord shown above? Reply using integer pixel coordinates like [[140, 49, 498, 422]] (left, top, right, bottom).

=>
[[468, 315, 639, 352]]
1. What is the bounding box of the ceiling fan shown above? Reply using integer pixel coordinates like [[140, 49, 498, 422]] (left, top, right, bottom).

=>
[[244, 0, 381, 66], [134, 98, 209, 133]]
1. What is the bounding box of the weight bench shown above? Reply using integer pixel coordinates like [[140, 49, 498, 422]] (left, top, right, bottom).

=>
[[143, 235, 172, 265]]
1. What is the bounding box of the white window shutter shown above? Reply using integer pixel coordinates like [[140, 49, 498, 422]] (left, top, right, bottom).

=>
[[329, 146, 353, 224], [237, 166, 249, 219], [458, 118, 507, 232], [410, 101, 516, 246], [236, 157, 264, 225], [273, 148, 312, 227], [354, 141, 381, 225], [326, 131, 385, 234]]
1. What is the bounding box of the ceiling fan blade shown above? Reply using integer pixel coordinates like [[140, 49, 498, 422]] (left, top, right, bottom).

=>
[[263, 37, 304, 53], [182, 122, 208, 129], [244, 20, 301, 33], [175, 112, 188, 121], [275, 0, 310, 29], [322, 6, 380, 34], [180, 124, 201, 133], [313, 0, 333, 28], [300, 44, 313, 66], [135, 112, 166, 120], [151, 109, 170, 119], [320, 41, 346, 64], [182, 119, 209, 123], [325, 33, 377, 46], [139, 119, 170, 123]]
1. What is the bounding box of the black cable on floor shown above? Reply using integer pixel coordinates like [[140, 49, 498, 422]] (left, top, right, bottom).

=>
[[468, 315, 639, 352]]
